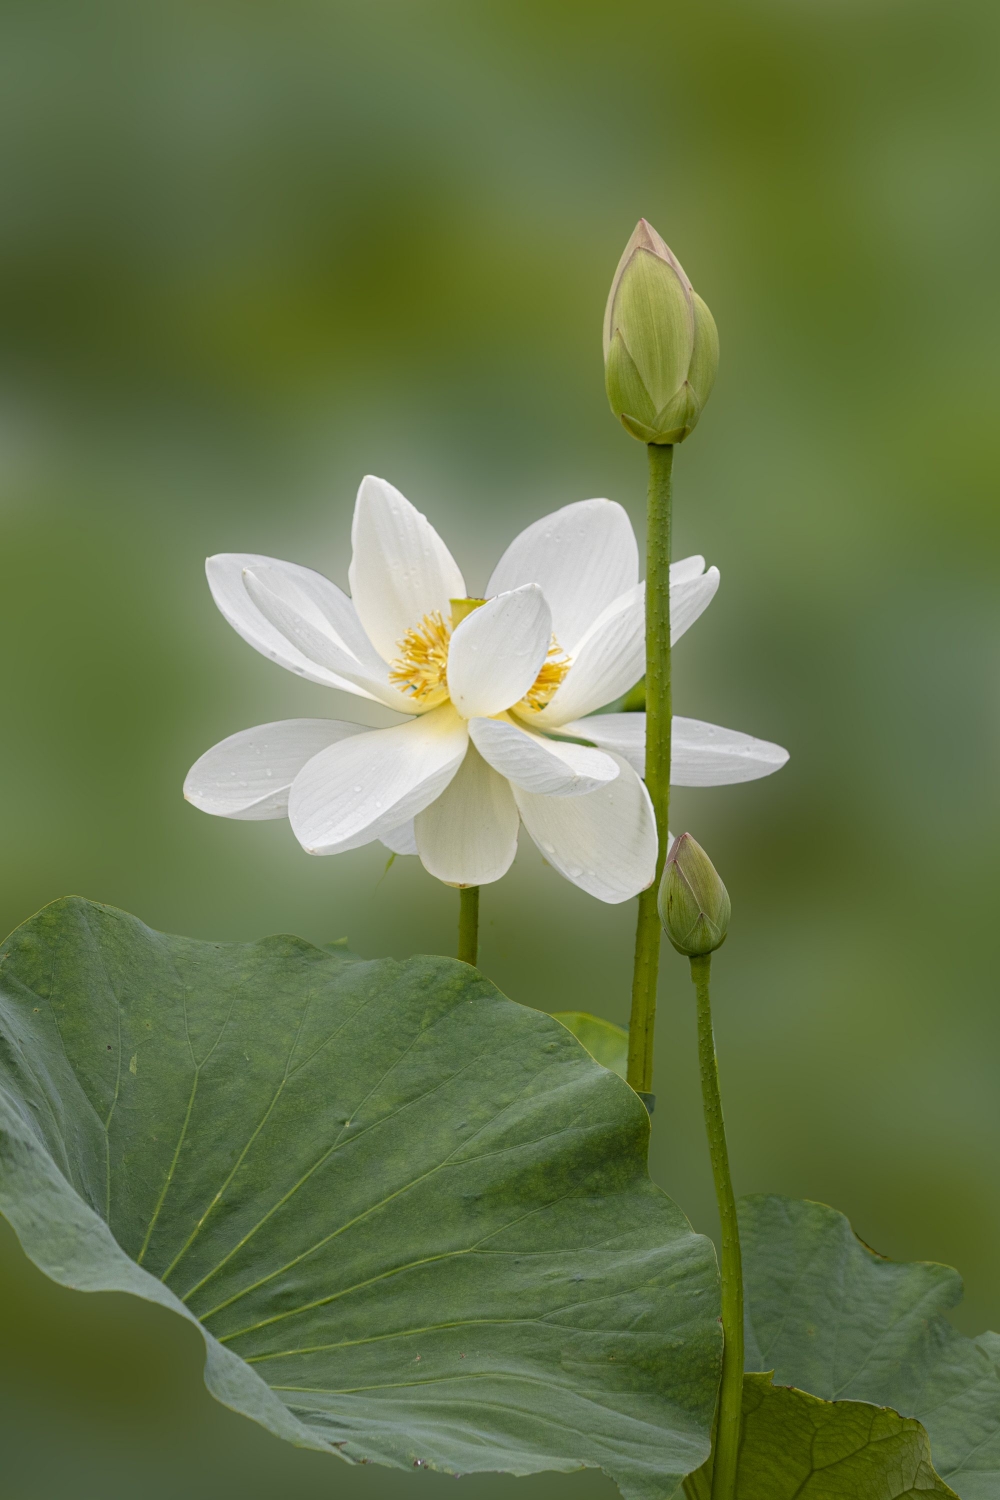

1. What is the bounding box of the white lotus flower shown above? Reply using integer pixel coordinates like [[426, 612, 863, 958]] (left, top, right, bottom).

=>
[[184, 476, 788, 902]]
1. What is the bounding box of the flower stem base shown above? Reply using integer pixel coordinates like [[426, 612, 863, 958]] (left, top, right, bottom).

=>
[[458, 886, 479, 967], [691, 952, 743, 1500]]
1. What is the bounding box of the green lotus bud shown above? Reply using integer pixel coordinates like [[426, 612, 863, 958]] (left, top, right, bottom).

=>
[[603, 220, 719, 445], [658, 833, 731, 957]]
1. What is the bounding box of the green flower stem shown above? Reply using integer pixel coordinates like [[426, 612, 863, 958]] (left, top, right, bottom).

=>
[[627, 441, 673, 1095], [691, 952, 743, 1500], [457, 886, 480, 966]]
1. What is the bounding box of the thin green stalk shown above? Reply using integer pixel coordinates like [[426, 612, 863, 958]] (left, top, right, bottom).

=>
[[457, 886, 479, 967], [627, 441, 674, 1096], [691, 952, 743, 1500]]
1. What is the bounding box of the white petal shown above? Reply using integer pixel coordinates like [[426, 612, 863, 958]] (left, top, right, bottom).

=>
[[414, 744, 519, 886], [555, 713, 790, 785], [446, 585, 552, 719], [670, 554, 707, 585], [184, 720, 366, 821], [206, 553, 383, 697], [670, 716, 790, 785], [527, 560, 720, 729], [380, 820, 418, 856], [468, 715, 619, 797], [671, 564, 720, 644], [288, 705, 468, 855], [348, 475, 465, 663], [514, 754, 657, 904], [486, 499, 638, 652], [555, 713, 647, 776], [530, 584, 645, 728], [241, 565, 414, 713]]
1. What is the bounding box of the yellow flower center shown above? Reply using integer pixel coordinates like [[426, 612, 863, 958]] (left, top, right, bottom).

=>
[[516, 640, 571, 713], [388, 601, 571, 714], [388, 611, 451, 708]]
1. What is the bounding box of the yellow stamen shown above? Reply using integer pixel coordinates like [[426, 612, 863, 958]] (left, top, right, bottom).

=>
[[518, 639, 571, 713], [388, 612, 451, 707]]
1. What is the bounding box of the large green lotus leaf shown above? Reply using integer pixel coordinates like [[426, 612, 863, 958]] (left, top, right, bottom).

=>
[[684, 1375, 956, 1499], [740, 1195, 1000, 1499], [0, 898, 722, 1499]]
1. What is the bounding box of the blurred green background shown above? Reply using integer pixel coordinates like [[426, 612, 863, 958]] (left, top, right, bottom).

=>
[[2, 0, 999, 1494]]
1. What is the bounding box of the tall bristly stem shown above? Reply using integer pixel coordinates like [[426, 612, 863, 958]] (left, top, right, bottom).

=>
[[627, 441, 673, 1096], [691, 952, 743, 1500], [457, 886, 479, 967]]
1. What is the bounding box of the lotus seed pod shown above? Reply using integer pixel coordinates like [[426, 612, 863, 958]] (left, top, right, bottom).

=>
[[658, 832, 731, 957], [604, 220, 719, 445]]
